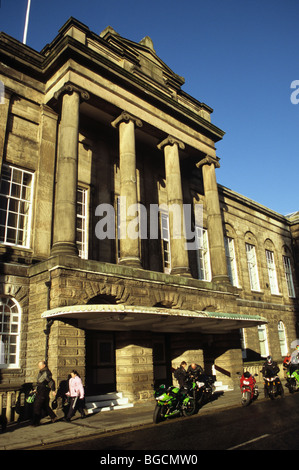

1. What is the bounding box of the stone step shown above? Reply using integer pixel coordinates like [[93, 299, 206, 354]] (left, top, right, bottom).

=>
[[214, 381, 233, 392], [85, 392, 133, 414]]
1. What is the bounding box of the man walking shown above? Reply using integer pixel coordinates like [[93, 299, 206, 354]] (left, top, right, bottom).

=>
[[32, 360, 57, 426]]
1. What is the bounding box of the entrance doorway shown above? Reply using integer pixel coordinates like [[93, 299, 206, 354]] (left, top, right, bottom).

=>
[[85, 331, 116, 395], [153, 334, 172, 387]]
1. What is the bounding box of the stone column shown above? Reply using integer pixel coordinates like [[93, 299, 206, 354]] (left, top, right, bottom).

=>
[[51, 84, 89, 257], [35, 105, 58, 258], [197, 155, 229, 284], [112, 112, 142, 267], [157, 136, 190, 276]]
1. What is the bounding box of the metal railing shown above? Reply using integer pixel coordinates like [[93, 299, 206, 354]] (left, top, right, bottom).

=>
[[0, 384, 33, 424]]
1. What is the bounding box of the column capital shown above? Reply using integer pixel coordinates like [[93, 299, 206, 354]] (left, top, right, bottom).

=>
[[157, 135, 185, 151], [111, 111, 142, 129], [196, 155, 220, 169], [54, 83, 90, 102]]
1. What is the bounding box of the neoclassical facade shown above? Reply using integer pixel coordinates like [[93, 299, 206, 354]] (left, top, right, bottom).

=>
[[0, 18, 298, 403]]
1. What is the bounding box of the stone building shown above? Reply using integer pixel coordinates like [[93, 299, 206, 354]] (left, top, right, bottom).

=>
[[0, 18, 298, 404]]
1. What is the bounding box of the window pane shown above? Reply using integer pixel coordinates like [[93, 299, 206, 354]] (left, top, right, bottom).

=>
[[0, 165, 33, 247], [0, 297, 21, 368]]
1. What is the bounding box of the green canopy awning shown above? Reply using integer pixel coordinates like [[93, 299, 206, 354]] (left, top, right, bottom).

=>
[[42, 304, 267, 334]]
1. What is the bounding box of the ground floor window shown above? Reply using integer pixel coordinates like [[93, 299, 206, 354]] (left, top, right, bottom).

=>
[[0, 297, 21, 368], [257, 324, 269, 358], [278, 321, 288, 357]]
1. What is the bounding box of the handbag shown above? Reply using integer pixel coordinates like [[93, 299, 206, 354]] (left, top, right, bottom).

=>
[[26, 392, 36, 404]]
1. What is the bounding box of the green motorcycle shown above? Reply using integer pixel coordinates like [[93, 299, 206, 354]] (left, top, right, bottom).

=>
[[286, 367, 299, 393], [153, 384, 196, 424]]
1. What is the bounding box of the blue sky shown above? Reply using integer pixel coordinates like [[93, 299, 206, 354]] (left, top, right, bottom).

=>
[[0, 0, 298, 215]]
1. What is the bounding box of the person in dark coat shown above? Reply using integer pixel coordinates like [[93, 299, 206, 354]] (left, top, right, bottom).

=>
[[31, 360, 57, 426], [174, 361, 188, 388], [187, 362, 204, 380]]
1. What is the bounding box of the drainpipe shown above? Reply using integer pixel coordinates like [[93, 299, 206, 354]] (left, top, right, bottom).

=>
[[44, 275, 53, 364]]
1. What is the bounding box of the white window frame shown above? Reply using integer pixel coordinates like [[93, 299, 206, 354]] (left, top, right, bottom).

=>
[[0, 164, 34, 248], [278, 321, 288, 357], [257, 324, 269, 358], [245, 243, 260, 291], [160, 211, 171, 274], [283, 255, 295, 298], [195, 226, 211, 281], [239, 328, 247, 359], [76, 187, 88, 260], [265, 249, 279, 295], [0, 297, 21, 369], [224, 236, 239, 287]]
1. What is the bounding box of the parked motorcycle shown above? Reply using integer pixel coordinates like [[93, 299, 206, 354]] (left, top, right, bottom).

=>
[[285, 366, 299, 393], [188, 374, 216, 409], [153, 384, 196, 423], [237, 371, 259, 406], [262, 369, 284, 399]]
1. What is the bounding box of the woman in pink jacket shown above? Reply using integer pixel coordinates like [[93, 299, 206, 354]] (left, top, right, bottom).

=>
[[65, 370, 86, 421]]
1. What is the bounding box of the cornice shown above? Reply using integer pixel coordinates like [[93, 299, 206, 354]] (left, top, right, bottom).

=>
[[0, 21, 225, 142]]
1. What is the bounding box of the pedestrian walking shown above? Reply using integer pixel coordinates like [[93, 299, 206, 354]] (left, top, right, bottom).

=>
[[65, 370, 86, 421], [32, 360, 57, 426]]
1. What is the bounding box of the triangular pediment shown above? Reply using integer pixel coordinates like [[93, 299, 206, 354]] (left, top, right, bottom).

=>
[[100, 26, 185, 91]]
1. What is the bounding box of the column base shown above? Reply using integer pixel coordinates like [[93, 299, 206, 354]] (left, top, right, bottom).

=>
[[170, 267, 191, 277], [118, 257, 142, 268], [212, 274, 231, 284], [50, 242, 79, 257]]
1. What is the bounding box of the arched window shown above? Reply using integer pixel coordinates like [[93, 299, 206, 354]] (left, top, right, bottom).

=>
[[278, 321, 288, 357], [0, 297, 21, 368]]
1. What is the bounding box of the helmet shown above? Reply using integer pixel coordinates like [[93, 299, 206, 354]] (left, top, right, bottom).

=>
[[243, 371, 251, 378], [266, 355, 273, 364]]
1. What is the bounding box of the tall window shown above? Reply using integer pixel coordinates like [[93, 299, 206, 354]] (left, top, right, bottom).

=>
[[160, 212, 171, 274], [239, 328, 247, 359], [257, 324, 269, 358], [265, 250, 279, 295], [245, 243, 260, 291], [224, 236, 239, 287], [0, 297, 21, 368], [283, 255, 295, 298], [278, 321, 288, 357], [195, 227, 211, 281], [76, 187, 88, 259], [0, 164, 34, 248]]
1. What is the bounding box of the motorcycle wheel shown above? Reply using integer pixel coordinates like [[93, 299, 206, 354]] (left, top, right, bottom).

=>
[[153, 404, 166, 424], [241, 391, 251, 406], [182, 398, 196, 417], [288, 380, 296, 394]]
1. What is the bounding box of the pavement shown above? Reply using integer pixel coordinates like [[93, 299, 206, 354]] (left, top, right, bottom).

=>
[[0, 388, 244, 450]]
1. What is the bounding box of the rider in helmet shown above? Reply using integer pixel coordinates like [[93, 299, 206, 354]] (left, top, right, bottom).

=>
[[261, 355, 283, 397]]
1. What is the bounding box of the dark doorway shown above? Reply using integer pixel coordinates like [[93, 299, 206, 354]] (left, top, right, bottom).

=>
[[153, 334, 172, 387], [85, 331, 116, 395]]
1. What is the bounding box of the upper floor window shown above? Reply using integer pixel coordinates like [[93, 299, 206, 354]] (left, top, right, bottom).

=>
[[76, 187, 88, 259], [265, 250, 279, 295], [245, 243, 260, 291], [283, 255, 295, 298], [0, 297, 21, 368], [195, 227, 211, 281], [224, 236, 239, 287], [0, 164, 34, 248]]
